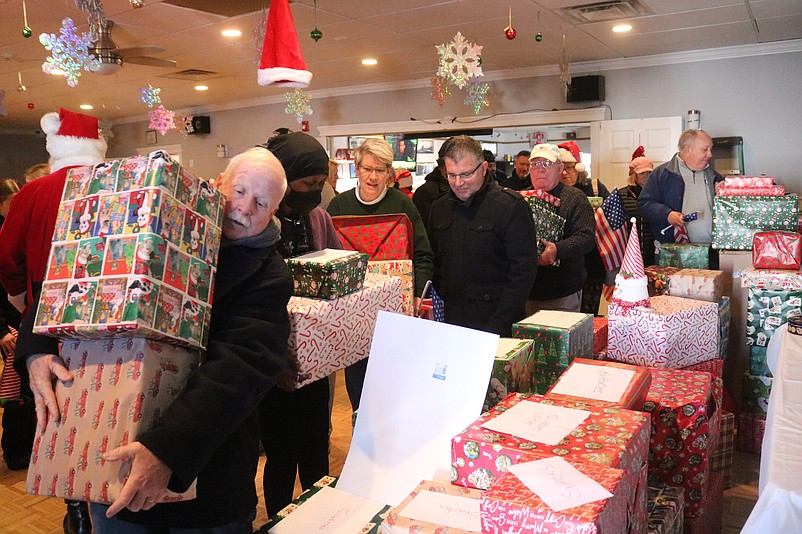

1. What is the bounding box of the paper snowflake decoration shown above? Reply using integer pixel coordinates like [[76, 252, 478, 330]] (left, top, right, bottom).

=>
[[436, 32, 483, 89], [284, 89, 312, 123], [149, 105, 175, 135], [40, 18, 100, 87], [559, 35, 572, 97], [464, 78, 490, 114], [174, 114, 195, 135], [431, 75, 451, 107], [139, 84, 162, 107], [253, 9, 268, 64]]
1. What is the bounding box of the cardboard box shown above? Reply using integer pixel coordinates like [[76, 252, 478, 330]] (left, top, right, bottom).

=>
[[647, 486, 684, 534], [34, 156, 222, 350], [657, 243, 710, 269], [25, 338, 200, 504], [646, 266, 680, 297], [382, 480, 484, 533], [367, 259, 414, 316], [483, 338, 535, 412], [607, 296, 719, 368], [288, 273, 403, 388], [286, 249, 369, 300], [545, 358, 652, 410], [331, 214, 413, 261], [742, 372, 772, 414], [668, 269, 725, 303], [712, 194, 799, 250], [735, 412, 766, 454]]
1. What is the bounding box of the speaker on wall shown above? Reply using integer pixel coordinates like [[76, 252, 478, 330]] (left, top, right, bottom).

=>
[[189, 115, 211, 135], [567, 75, 605, 103]]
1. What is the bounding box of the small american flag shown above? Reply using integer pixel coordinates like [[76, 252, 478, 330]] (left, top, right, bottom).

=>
[[430, 285, 446, 322], [673, 212, 698, 244], [595, 189, 628, 271]]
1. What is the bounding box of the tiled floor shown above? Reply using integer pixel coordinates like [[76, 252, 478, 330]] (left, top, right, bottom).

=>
[[1, 369, 757, 533]]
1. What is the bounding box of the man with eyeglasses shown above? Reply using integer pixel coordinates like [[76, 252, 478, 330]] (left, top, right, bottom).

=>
[[428, 135, 538, 337], [526, 143, 595, 314]]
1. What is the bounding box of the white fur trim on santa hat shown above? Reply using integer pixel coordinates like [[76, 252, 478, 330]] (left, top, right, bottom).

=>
[[41, 111, 107, 172], [257, 67, 313, 88]]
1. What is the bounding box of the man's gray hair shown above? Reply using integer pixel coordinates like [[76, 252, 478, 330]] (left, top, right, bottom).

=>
[[678, 129, 711, 152], [220, 147, 287, 212], [442, 135, 483, 164]]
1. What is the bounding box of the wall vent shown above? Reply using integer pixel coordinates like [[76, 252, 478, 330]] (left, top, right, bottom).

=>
[[557, 0, 651, 24], [160, 69, 220, 81]]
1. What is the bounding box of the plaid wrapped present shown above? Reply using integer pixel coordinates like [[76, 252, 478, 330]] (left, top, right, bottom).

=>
[[657, 243, 710, 269], [711, 411, 734, 488], [752, 231, 802, 270], [712, 194, 799, 250], [647, 486, 684, 534], [331, 213, 413, 261], [735, 412, 766, 454], [646, 266, 680, 296], [286, 249, 368, 299]]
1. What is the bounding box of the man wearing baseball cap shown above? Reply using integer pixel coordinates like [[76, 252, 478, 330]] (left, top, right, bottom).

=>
[[526, 143, 595, 313]]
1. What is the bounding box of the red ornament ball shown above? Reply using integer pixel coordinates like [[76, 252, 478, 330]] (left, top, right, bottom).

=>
[[504, 26, 517, 40], [27, 102, 35, 110]]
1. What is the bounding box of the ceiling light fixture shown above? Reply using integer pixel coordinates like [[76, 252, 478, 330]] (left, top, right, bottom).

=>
[[221, 29, 241, 37], [194, 85, 209, 91], [50, 68, 66, 76], [362, 58, 377, 66], [612, 24, 632, 33], [80, 104, 93, 110]]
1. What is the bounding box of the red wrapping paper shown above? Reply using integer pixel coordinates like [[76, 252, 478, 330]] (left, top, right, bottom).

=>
[[752, 231, 802, 270], [331, 214, 413, 261], [641, 368, 716, 518], [545, 358, 652, 410], [735, 412, 766, 454], [683, 470, 724, 532], [480, 462, 627, 534], [593, 317, 608, 355], [682, 358, 724, 412], [724, 176, 775, 188]]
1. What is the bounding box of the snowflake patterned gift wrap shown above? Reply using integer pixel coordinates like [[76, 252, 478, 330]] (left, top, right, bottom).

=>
[[607, 296, 719, 368], [25, 338, 200, 504], [32, 154, 223, 350], [286, 248, 369, 299], [640, 368, 717, 518], [287, 273, 402, 388], [451, 393, 649, 529], [712, 194, 799, 250], [657, 243, 710, 269], [479, 460, 628, 534], [667, 269, 725, 303], [646, 266, 680, 297], [483, 338, 535, 412], [545, 358, 652, 410], [382, 480, 484, 534], [367, 259, 414, 316]]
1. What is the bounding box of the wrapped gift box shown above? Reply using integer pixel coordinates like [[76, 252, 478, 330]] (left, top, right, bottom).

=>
[[483, 338, 535, 412], [742, 372, 772, 414], [26, 338, 200, 504], [749, 345, 770, 376], [735, 412, 766, 454], [593, 316, 608, 355], [587, 196, 604, 210], [752, 231, 802, 270], [521, 192, 566, 257], [288, 273, 403, 388], [533, 360, 563, 395], [545, 358, 652, 410], [712, 194, 799, 250], [641, 368, 716, 518], [512, 311, 594, 387], [367, 259, 414, 316], [33, 155, 222, 350], [657, 243, 710, 269], [683, 358, 724, 412], [383, 480, 484, 534], [260, 476, 389, 533], [718, 296, 730, 360], [716, 184, 786, 197], [647, 486, 684, 534], [608, 296, 719, 368], [741, 269, 802, 291], [286, 249, 369, 300], [683, 471, 724, 531], [724, 176, 775, 188], [668, 269, 725, 303], [646, 266, 680, 297], [745, 286, 802, 349], [480, 462, 628, 534], [711, 411, 734, 489], [331, 213, 413, 261]]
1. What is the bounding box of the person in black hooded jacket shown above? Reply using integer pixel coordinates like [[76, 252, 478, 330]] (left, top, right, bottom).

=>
[[413, 144, 450, 234]]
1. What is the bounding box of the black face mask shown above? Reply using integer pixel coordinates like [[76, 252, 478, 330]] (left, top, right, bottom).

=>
[[282, 188, 322, 217]]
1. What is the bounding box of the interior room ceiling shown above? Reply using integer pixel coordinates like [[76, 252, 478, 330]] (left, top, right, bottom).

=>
[[0, 0, 800, 132]]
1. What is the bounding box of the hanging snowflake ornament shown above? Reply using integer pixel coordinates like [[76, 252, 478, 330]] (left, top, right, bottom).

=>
[[139, 84, 162, 107], [464, 77, 490, 115], [39, 18, 100, 87], [174, 114, 195, 135], [149, 105, 175, 135], [284, 89, 312, 123], [74, 0, 107, 42], [253, 8, 268, 64], [436, 32, 483, 89], [559, 34, 572, 97], [430, 75, 451, 107]]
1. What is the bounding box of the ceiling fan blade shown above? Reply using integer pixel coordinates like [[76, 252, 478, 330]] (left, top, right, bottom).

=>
[[124, 56, 177, 68], [114, 46, 166, 57]]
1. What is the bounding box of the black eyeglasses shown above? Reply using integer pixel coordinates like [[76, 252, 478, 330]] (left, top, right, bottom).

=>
[[446, 161, 484, 181]]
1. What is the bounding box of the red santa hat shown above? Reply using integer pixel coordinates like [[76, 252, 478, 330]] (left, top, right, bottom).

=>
[[557, 141, 585, 173], [257, 0, 313, 88], [41, 108, 107, 172], [610, 217, 650, 310]]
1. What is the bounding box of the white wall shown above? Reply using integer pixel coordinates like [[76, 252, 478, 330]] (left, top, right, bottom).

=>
[[108, 51, 802, 189]]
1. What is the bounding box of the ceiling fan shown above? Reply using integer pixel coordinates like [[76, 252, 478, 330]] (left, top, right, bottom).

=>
[[89, 19, 176, 75]]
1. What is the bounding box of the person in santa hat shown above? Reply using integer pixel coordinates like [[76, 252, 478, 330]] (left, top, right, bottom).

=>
[[0, 108, 106, 534], [619, 146, 657, 267]]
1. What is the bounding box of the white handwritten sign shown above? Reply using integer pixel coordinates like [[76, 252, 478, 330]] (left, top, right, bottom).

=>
[[549, 363, 636, 402], [398, 490, 482, 531], [508, 456, 613, 512], [268, 486, 386, 534], [480, 401, 590, 445]]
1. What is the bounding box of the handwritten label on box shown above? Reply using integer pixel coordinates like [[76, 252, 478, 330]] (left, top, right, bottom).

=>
[[480, 401, 590, 445], [398, 490, 481, 532], [509, 456, 613, 512], [549, 363, 636, 402], [268, 486, 385, 534]]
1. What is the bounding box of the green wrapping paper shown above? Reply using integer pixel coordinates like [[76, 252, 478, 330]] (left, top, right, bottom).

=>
[[742, 371, 772, 414], [483, 339, 535, 411], [746, 287, 802, 351], [712, 194, 799, 250], [657, 243, 710, 269], [524, 195, 565, 256], [286, 249, 369, 299], [750, 345, 770, 376], [718, 296, 730, 360]]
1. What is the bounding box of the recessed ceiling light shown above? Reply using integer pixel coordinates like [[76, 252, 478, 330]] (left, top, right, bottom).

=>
[[612, 24, 632, 33], [80, 104, 93, 110], [221, 29, 241, 37], [362, 58, 378, 66], [50, 69, 66, 76], [195, 85, 209, 91]]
